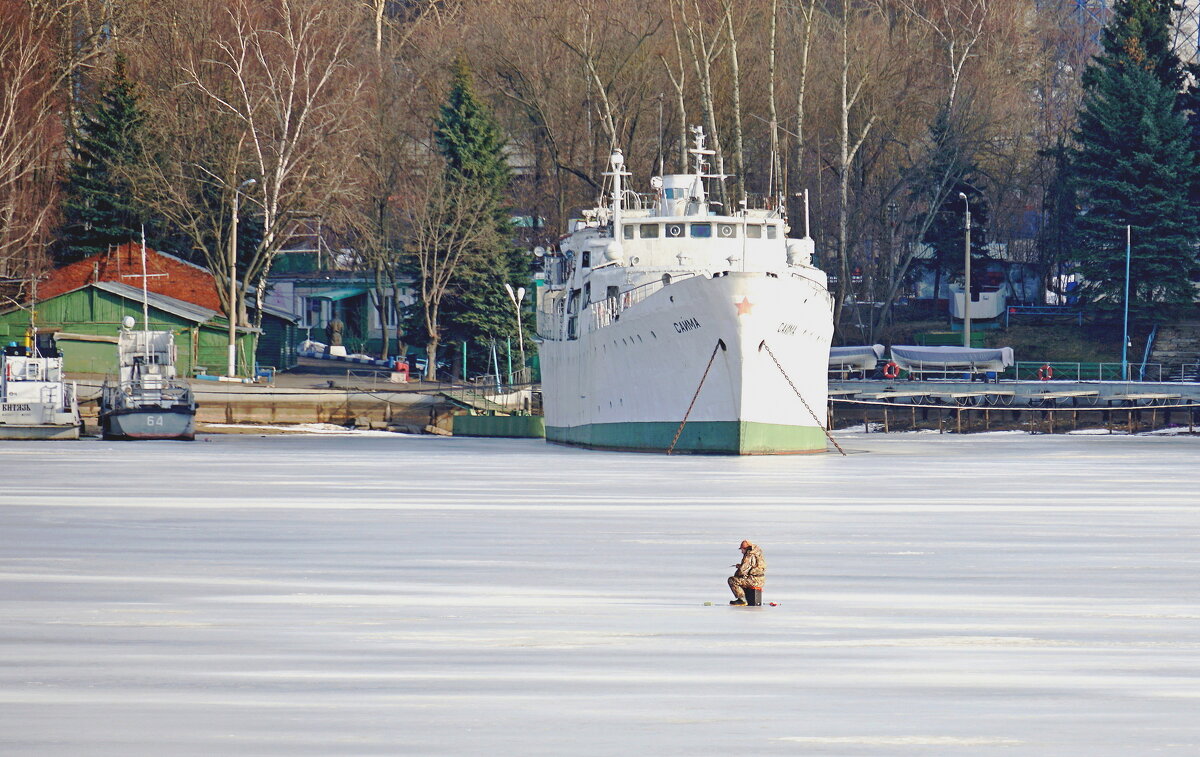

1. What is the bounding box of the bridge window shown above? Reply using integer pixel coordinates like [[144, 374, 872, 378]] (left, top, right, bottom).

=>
[[690, 223, 712, 238], [718, 224, 737, 238], [581, 250, 591, 268], [623, 225, 634, 240], [667, 224, 684, 238], [746, 225, 762, 239], [639, 223, 659, 238], [766, 225, 778, 239]]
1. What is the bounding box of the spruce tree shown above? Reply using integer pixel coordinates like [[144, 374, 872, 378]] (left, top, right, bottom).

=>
[[1073, 3, 1199, 310], [430, 58, 527, 371], [1083, 0, 1184, 94], [57, 59, 149, 264]]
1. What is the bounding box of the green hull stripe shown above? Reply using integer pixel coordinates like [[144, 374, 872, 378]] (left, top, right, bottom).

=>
[[453, 415, 546, 438], [546, 421, 827, 455]]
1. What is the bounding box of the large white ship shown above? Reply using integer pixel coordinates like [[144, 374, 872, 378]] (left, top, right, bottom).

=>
[[535, 128, 834, 454]]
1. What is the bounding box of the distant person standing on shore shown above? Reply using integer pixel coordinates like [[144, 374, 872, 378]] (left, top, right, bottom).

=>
[[728, 540, 765, 605]]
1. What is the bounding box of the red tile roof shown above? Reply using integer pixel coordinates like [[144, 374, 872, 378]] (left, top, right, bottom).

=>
[[39, 243, 225, 313]]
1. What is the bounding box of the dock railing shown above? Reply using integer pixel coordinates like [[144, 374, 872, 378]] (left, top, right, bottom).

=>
[[1011, 362, 1164, 382]]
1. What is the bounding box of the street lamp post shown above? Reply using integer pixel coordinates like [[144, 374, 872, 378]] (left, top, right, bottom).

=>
[[958, 191, 971, 348], [504, 282, 527, 381], [228, 177, 257, 377], [1122, 225, 1131, 382]]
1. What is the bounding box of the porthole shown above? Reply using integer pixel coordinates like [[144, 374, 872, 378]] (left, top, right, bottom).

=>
[[719, 224, 736, 238], [667, 224, 683, 237]]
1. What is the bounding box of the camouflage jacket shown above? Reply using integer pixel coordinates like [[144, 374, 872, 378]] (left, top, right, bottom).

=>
[[735, 543, 766, 584]]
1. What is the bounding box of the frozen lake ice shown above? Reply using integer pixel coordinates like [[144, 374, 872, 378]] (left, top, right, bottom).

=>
[[1, 431, 1198, 755]]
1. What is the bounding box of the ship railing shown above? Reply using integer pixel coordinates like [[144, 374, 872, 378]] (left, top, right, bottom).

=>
[[536, 296, 568, 341], [103, 379, 194, 408], [588, 271, 700, 331]]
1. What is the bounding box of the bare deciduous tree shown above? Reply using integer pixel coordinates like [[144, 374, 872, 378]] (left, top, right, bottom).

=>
[[403, 168, 503, 381], [182, 0, 366, 329]]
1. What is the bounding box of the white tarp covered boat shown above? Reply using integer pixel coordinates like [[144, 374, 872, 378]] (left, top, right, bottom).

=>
[[889, 345, 1014, 377], [829, 345, 885, 374]]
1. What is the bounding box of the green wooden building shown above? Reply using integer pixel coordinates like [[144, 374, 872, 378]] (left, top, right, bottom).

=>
[[0, 281, 297, 376]]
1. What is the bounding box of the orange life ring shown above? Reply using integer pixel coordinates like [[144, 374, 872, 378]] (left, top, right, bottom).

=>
[[882, 361, 900, 379], [1037, 364, 1054, 381]]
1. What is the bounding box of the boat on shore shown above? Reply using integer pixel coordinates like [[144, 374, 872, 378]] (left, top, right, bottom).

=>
[[99, 318, 197, 440], [0, 336, 82, 440], [534, 128, 834, 454]]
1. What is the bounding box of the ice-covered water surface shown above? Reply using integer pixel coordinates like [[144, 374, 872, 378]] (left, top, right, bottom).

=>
[[1, 432, 1198, 756]]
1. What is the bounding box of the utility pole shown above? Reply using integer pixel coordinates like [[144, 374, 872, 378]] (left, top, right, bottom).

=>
[[1122, 225, 1131, 382], [959, 192, 971, 348], [228, 178, 257, 377]]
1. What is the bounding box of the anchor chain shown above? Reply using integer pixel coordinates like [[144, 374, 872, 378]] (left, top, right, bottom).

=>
[[759, 340, 847, 456], [667, 338, 726, 454]]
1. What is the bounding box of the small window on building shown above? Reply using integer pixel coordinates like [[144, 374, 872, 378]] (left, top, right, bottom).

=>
[[766, 225, 778, 239], [718, 224, 737, 238], [746, 225, 762, 239], [690, 223, 712, 238], [639, 224, 659, 238], [623, 225, 634, 240]]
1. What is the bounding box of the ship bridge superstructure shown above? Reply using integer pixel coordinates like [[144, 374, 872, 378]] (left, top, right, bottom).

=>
[[536, 128, 823, 343]]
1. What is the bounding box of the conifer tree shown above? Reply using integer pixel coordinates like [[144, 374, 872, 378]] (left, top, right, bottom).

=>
[[1073, 1, 1199, 310], [428, 58, 527, 372], [56, 59, 149, 264], [1082, 0, 1184, 94]]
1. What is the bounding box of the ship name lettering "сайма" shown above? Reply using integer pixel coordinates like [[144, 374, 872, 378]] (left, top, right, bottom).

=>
[[673, 317, 701, 333]]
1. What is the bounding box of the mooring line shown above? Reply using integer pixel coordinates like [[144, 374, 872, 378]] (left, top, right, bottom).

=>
[[759, 340, 847, 456], [667, 338, 726, 454]]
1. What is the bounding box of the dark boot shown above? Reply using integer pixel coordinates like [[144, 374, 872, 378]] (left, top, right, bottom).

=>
[[729, 598, 747, 606]]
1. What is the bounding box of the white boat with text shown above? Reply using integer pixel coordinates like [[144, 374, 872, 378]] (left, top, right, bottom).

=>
[[0, 335, 82, 440], [534, 128, 834, 454]]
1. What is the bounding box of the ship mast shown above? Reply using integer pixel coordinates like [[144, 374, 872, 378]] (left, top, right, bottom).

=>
[[603, 149, 630, 255]]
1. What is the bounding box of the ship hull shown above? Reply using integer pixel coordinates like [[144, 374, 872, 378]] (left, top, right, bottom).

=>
[[540, 272, 832, 455], [101, 408, 196, 441], [0, 421, 81, 441], [545, 420, 828, 455]]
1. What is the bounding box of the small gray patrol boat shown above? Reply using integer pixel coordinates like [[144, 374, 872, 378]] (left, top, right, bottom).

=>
[[100, 317, 197, 440]]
